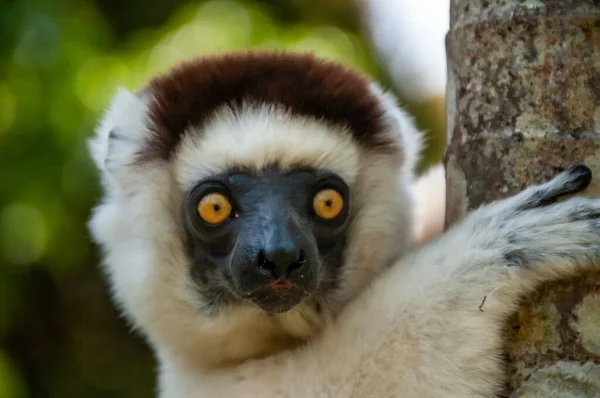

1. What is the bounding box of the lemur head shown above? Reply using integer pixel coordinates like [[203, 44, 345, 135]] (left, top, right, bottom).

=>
[[88, 51, 422, 367]]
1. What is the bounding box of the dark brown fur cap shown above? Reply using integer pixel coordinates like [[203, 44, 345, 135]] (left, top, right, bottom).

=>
[[139, 51, 397, 162]]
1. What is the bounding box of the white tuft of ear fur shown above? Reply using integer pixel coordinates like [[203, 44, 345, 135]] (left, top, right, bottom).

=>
[[88, 87, 148, 172], [369, 83, 446, 248], [88, 87, 153, 194], [369, 83, 423, 176]]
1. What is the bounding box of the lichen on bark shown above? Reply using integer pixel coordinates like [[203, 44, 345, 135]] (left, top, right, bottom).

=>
[[444, 0, 600, 394]]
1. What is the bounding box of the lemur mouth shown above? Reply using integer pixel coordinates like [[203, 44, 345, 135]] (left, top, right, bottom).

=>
[[245, 283, 308, 314]]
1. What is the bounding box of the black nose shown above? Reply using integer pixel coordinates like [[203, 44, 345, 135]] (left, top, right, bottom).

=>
[[257, 245, 307, 280]]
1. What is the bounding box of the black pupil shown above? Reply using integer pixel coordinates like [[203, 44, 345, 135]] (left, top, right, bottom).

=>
[[325, 199, 332, 207], [213, 204, 221, 212]]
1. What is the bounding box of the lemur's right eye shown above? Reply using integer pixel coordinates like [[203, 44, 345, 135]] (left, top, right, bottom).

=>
[[197, 193, 232, 225]]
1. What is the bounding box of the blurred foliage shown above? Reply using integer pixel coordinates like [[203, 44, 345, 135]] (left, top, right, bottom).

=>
[[0, 0, 444, 397]]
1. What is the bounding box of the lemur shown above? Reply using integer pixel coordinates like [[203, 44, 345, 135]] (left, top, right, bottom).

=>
[[88, 51, 600, 397]]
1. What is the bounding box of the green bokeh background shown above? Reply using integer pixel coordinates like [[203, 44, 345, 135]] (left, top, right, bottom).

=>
[[0, 1, 445, 396]]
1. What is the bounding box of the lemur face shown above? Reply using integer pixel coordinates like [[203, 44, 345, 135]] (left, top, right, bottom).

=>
[[183, 166, 351, 314], [89, 52, 420, 358]]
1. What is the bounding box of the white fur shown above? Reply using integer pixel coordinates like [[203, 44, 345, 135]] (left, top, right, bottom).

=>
[[174, 103, 360, 190], [369, 82, 423, 175]]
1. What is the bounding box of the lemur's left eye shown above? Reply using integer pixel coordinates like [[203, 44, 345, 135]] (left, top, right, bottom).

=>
[[197, 193, 232, 225], [313, 189, 344, 220]]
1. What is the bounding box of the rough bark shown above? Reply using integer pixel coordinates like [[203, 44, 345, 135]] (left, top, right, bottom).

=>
[[444, 1, 600, 396]]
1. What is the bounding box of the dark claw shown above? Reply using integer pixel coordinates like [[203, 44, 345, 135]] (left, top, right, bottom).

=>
[[564, 165, 592, 193], [516, 165, 593, 211], [539, 164, 593, 206]]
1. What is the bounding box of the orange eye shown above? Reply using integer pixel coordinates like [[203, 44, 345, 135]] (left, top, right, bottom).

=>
[[197, 193, 233, 225], [313, 189, 344, 220]]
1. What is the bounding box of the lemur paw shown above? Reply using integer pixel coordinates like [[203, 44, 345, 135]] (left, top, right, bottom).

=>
[[465, 165, 600, 270]]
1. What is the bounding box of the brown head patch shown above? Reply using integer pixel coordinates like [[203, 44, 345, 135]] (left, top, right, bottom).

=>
[[139, 51, 396, 163]]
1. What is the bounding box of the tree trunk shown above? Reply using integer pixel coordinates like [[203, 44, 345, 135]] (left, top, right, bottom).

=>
[[444, 1, 600, 396]]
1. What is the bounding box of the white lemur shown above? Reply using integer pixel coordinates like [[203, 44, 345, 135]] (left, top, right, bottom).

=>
[[88, 51, 600, 397]]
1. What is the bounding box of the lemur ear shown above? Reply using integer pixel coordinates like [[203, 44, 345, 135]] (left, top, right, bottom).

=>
[[88, 87, 153, 184], [369, 83, 423, 175], [88, 87, 158, 197]]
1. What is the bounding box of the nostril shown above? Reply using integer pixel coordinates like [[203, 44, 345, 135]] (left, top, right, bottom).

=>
[[296, 250, 306, 264], [257, 249, 266, 266], [287, 251, 307, 277], [287, 261, 304, 275], [256, 250, 276, 277], [259, 262, 277, 279]]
